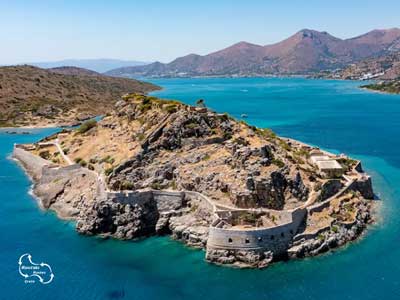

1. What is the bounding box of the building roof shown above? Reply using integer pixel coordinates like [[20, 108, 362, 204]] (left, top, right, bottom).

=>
[[316, 160, 343, 171]]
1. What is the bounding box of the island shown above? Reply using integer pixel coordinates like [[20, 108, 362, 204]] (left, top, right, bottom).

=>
[[12, 94, 375, 268]]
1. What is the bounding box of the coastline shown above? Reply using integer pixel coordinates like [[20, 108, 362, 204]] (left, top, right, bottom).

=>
[[11, 118, 376, 268], [359, 86, 400, 95]]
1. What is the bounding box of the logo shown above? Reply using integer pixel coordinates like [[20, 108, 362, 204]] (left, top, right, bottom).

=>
[[18, 253, 54, 285]]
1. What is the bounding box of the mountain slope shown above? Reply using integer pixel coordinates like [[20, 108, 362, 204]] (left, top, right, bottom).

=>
[[106, 28, 400, 77], [0, 65, 160, 127], [321, 51, 400, 80], [30, 59, 150, 73], [49, 66, 101, 76]]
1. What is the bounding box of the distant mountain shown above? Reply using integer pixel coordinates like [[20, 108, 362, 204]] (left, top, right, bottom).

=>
[[49, 66, 100, 76], [30, 59, 150, 73], [105, 28, 400, 77]]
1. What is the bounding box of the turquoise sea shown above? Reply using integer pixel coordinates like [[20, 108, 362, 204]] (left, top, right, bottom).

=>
[[1, 77, 400, 299]]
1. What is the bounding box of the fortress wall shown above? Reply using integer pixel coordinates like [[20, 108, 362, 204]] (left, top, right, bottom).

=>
[[152, 190, 185, 211], [12, 146, 52, 180], [207, 208, 307, 254], [184, 191, 215, 212], [107, 190, 153, 206], [40, 164, 82, 184], [106, 190, 187, 212], [216, 209, 294, 224]]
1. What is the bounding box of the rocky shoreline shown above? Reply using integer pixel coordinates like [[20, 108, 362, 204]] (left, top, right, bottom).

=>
[[12, 144, 375, 269], [11, 94, 377, 268]]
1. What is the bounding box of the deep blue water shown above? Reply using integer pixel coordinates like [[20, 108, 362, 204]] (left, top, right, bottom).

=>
[[1, 77, 400, 300]]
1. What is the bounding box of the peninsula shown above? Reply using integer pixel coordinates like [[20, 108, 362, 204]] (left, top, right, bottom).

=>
[[361, 80, 400, 94], [13, 94, 375, 268], [0, 65, 159, 128]]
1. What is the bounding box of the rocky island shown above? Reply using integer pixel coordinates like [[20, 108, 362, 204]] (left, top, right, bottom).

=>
[[13, 94, 375, 268]]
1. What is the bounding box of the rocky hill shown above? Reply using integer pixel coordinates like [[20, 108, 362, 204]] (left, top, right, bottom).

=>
[[0, 65, 159, 127], [361, 80, 400, 94], [318, 51, 400, 80], [106, 28, 400, 77], [38, 94, 370, 212], [13, 94, 375, 268], [48, 66, 100, 76], [31, 58, 149, 73]]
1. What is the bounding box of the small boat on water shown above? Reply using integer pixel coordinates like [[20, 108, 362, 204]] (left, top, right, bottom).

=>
[[241, 114, 248, 118]]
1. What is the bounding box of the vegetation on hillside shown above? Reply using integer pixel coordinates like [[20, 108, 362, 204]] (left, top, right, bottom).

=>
[[0, 65, 160, 127], [361, 80, 400, 94]]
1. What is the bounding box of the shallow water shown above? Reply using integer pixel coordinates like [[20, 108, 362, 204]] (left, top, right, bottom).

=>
[[1, 78, 400, 299]]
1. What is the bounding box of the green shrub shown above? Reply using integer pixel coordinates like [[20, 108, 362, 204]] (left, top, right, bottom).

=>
[[142, 97, 151, 105], [186, 122, 198, 129], [74, 157, 82, 164], [120, 181, 134, 190], [170, 180, 177, 190], [77, 119, 97, 134], [272, 159, 285, 168], [238, 212, 258, 224], [105, 167, 114, 176], [39, 150, 50, 160], [138, 103, 152, 112], [136, 133, 145, 141], [257, 128, 277, 140], [100, 155, 115, 164], [164, 104, 178, 113], [150, 182, 162, 190], [223, 132, 232, 140], [202, 154, 210, 161]]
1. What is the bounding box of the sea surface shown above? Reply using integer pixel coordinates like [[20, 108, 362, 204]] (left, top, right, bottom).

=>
[[1, 77, 400, 300]]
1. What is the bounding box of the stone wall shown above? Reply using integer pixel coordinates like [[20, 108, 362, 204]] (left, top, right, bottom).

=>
[[40, 164, 82, 184], [207, 208, 307, 255], [12, 146, 52, 180], [106, 190, 187, 213]]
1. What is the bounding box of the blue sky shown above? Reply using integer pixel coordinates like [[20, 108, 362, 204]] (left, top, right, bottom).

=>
[[0, 0, 399, 64]]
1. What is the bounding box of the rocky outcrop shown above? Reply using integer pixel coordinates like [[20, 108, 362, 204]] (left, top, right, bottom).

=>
[[351, 175, 374, 199], [288, 200, 371, 258], [318, 179, 344, 202], [76, 199, 160, 239], [206, 249, 273, 269]]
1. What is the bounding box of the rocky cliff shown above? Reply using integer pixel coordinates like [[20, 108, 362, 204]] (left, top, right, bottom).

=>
[[12, 94, 376, 268]]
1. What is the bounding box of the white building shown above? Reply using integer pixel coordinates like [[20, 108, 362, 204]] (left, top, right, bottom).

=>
[[309, 150, 343, 178]]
